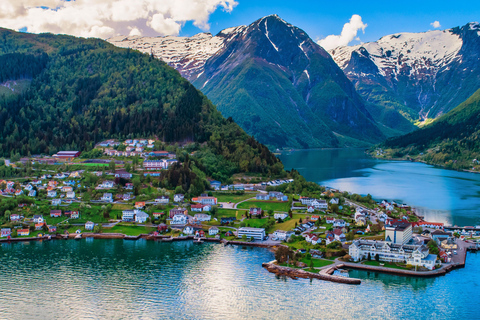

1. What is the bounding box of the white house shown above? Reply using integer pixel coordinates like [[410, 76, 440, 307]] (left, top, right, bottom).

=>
[[155, 196, 170, 204], [102, 193, 113, 202], [209, 226, 219, 236], [85, 221, 95, 231], [66, 191, 75, 199], [312, 199, 328, 210], [28, 190, 37, 197], [194, 213, 211, 222], [174, 194, 184, 202], [52, 199, 61, 206], [274, 213, 288, 220], [333, 219, 346, 228], [183, 225, 194, 235], [99, 181, 115, 189], [33, 215, 44, 223], [272, 230, 294, 241], [330, 198, 339, 205], [47, 191, 57, 198], [172, 214, 188, 225], [122, 210, 149, 223]]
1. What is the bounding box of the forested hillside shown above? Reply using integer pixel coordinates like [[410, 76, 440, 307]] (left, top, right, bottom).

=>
[[0, 28, 283, 180], [376, 88, 480, 170]]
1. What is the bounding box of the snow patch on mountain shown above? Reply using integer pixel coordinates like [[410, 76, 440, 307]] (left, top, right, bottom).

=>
[[107, 27, 246, 80], [330, 29, 463, 79]]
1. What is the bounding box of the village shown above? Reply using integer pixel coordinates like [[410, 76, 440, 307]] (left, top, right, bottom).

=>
[[0, 139, 479, 280]]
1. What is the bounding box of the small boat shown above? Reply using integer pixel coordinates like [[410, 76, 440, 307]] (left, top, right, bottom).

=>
[[75, 234, 82, 240], [194, 239, 204, 244]]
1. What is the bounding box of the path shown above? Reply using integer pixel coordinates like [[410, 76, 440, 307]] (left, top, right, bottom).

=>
[[234, 197, 256, 209]]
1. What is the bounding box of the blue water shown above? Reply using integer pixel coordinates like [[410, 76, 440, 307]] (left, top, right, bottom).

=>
[[279, 149, 480, 226], [1, 239, 479, 319]]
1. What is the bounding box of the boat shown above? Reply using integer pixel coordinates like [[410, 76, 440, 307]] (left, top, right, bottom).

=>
[[74, 234, 82, 240], [194, 238, 204, 244]]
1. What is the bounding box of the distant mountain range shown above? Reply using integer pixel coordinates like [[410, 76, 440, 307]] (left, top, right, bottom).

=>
[[378, 88, 480, 171], [109, 17, 480, 150], [109, 15, 385, 149], [330, 22, 480, 130]]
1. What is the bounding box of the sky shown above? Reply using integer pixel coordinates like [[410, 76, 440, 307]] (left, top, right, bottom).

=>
[[0, 0, 479, 49]]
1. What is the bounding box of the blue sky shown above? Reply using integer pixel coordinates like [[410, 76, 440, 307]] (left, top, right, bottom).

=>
[[180, 0, 480, 44]]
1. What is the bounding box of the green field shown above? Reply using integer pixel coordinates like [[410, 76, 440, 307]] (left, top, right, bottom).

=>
[[102, 225, 156, 236], [213, 193, 257, 203], [362, 260, 409, 270], [217, 208, 247, 219], [237, 200, 290, 212], [76, 163, 109, 167]]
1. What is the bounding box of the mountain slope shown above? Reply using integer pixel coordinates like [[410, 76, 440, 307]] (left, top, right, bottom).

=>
[[377, 88, 480, 170], [0, 28, 283, 180], [109, 15, 385, 149], [330, 22, 480, 130]]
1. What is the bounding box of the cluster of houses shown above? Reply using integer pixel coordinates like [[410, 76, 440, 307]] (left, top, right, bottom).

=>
[[300, 197, 328, 212], [1, 210, 83, 238], [256, 191, 288, 202]]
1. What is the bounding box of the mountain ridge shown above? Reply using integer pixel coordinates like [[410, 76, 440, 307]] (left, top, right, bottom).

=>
[[109, 15, 385, 149]]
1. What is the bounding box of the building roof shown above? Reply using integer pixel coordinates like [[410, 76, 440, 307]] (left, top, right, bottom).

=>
[[238, 227, 265, 232]]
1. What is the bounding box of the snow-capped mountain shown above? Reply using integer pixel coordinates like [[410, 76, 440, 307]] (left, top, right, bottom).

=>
[[330, 22, 480, 124], [108, 26, 246, 80], [109, 15, 384, 149]]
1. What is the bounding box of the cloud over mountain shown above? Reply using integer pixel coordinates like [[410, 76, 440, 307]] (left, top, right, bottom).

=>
[[318, 14, 367, 51], [0, 0, 238, 38]]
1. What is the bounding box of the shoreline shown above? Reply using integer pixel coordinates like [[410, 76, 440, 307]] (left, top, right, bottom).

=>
[[1, 234, 470, 285]]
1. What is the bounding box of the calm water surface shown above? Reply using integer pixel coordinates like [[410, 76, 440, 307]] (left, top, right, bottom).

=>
[[279, 149, 480, 226], [1, 239, 480, 320]]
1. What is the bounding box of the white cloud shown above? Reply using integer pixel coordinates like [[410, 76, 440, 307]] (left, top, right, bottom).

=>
[[431, 21, 441, 29], [0, 0, 238, 39], [318, 14, 367, 51]]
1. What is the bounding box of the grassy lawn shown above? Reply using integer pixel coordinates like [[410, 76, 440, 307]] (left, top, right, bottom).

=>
[[102, 225, 156, 236], [301, 257, 334, 268], [243, 218, 270, 228], [271, 218, 298, 232], [237, 200, 290, 212], [362, 260, 409, 270], [216, 209, 247, 219], [214, 193, 257, 203]]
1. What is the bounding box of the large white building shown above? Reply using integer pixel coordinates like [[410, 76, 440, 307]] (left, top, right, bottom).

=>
[[349, 240, 437, 270], [237, 227, 265, 241], [385, 222, 413, 245], [122, 210, 149, 223]]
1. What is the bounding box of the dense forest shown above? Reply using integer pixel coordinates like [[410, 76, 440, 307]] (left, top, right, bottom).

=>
[[0, 28, 283, 181], [376, 88, 480, 170]]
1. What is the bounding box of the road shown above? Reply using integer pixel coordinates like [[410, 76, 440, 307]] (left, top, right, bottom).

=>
[[345, 200, 378, 224]]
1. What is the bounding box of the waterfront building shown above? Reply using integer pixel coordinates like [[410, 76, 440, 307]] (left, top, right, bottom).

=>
[[85, 221, 95, 231], [1, 228, 11, 237], [349, 240, 437, 270], [237, 227, 265, 241], [17, 229, 30, 236], [209, 226, 219, 236], [385, 222, 413, 245], [122, 210, 149, 223]]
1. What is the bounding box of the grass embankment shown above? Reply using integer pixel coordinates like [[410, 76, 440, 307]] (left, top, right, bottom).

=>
[[301, 258, 334, 268], [237, 200, 290, 212], [362, 260, 409, 270], [102, 225, 156, 236], [214, 193, 257, 203]]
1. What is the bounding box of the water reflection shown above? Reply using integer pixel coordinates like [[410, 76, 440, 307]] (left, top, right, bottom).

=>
[[279, 149, 480, 226]]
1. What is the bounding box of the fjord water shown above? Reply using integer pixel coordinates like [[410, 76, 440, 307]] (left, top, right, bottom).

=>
[[1, 239, 480, 320], [279, 149, 480, 226]]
